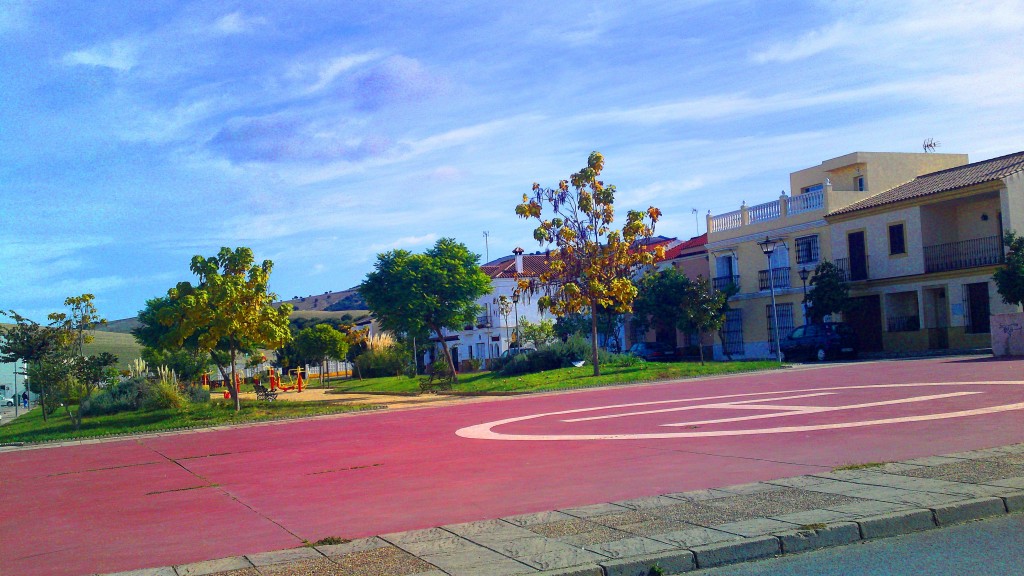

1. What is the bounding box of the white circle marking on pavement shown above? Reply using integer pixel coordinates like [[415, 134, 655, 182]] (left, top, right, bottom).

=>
[[455, 381, 1024, 441]]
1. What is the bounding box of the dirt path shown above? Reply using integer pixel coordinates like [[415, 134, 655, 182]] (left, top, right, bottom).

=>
[[237, 386, 484, 410]]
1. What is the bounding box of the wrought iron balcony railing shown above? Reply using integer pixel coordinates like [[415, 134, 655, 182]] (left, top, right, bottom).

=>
[[758, 267, 791, 290], [924, 235, 1003, 274], [835, 257, 870, 281], [712, 275, 741, 292]]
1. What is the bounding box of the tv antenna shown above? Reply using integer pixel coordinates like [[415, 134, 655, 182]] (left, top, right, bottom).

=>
[[482, 231, 490, 262], [922, 138, 941, 153], [692, 208, 699, 234]]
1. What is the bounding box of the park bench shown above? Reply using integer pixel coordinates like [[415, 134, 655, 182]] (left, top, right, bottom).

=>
[[253, 382, 278, 401]]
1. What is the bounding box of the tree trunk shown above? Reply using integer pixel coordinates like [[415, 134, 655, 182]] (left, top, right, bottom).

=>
[[40, 382, 47, 422], [433, 326, 458, 383], [230, 348, 240, 412], [698, 331, 706, 365], [590, 299, 600, 377]]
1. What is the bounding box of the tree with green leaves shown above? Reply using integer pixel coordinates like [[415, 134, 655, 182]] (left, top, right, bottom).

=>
[[360, 238, 492, 382], [994, 231, 1024, 308], [295, 324, 350, 386], [806, 261, 851, 322], [0, 311, 63, 421], [516, 317, 557, 348], [633, 270, 729, 364], [679, 276, 730, 365], [153, 247, 293, 411], [48, 294, 105, 356], [516, 152, 662, 375]]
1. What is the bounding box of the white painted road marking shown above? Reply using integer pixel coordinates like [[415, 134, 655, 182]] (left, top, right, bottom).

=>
[[456, 382, 1024, 441]]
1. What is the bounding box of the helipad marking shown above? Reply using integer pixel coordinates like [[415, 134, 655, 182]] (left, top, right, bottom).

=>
[[455, 381, 1024, 441]]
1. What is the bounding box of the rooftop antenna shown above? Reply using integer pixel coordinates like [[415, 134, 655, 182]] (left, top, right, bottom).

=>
[[922, 138, 941, 153], [482, 231, 490, 262], [692, 208, 699, 235]]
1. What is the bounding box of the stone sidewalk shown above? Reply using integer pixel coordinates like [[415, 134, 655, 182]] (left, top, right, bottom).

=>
[[106, 443, 1024, 576]]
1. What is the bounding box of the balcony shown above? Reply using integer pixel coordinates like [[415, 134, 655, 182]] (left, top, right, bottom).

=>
[[712, 275, 741, 292], [924, 235, 1003, 274], [835, 257, 870, 281], [708, 188, 824, 234], [476, 314, 491, 328], [758, 267, 791, 290]]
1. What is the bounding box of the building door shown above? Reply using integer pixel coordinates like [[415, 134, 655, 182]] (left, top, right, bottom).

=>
[[923, 287, 949, 349], [848, 231, 868, 281], [964, 282, 991, 334], [846, 295, 883, 352]]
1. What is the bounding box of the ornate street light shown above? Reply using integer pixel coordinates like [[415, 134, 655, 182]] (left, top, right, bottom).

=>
[[799, 266, 810, 320], [511, 290, 521, 349], [758, 236, 783, 363]]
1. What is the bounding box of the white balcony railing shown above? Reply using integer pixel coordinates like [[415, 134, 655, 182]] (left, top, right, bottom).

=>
[[710, 209, 742, 233], [748, 199, 780, 223], [788, 189, 824, 215]]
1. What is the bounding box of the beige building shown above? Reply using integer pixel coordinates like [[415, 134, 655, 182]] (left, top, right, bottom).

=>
[[706, 152, 969, 359], [826, 151, 1024, 354]]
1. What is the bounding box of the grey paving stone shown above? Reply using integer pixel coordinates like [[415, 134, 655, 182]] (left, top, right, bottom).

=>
[[582, 535, 676, 559], [876, 490, 974, 508], [600, 549, 695, 576], [763, 475, 833, 489], [529, 518, 605, 538], [257, 557, 346, 575], [535, 565, 603, 576], [769, 508, 860, 526], [989, 444, 1024, 455], [247, 547, 323, 567], [584, 509, 660, 528], [514, 547, 605, 571], [559, 527, 636, 547], [940, 448, 1009, 460], [856, 509, 936, 539], [704, 487, 866, 518], [612, 495, 685, 511], [504, 510, 577, 527], [317, 536, 389, 557], [824, 499, 915, 518], [493, 537, 582, 559], [418, 547, 534, 576], [381, 527, 454, 545], [398, 535, 479, 556], [900, 455, 966, 467], [444, 518, 533, 540], [103, 567, 178, 576], [641, 500, 752, 526], [331, 545, 439, 576], [615, 518, 698, 538], [713, 518, 801, 537], [647, 526, 741, 549], [560, 502, 631, 518], [876, 463, 928, 474], [714, 482, 783, 495], [774, 522, 861, 554], [988, 477, 1024, 489], [900, 459, 1024, 484], [176, 556, 254, 576], [930, 496, 1008, 525], [691, 534, 781, 568], [664, 488, 736, 501], [999, 491, 1024, 512]]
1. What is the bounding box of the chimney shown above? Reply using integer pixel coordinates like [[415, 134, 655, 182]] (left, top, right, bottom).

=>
[[513, 247, 524, 274]]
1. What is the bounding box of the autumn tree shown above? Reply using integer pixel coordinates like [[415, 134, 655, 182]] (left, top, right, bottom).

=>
[[48, 294, 106, 356], [152, 247, 293, 411], [295, 324, 349, 386], [360, 238, 491, 382], [516, 151, 661, 375]]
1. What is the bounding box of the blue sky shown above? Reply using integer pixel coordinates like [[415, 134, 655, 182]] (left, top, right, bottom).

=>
[[1, 0, 1022, 322]]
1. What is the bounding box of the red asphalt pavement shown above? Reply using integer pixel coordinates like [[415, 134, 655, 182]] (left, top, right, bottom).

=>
[[2, 356, 1023, 576]]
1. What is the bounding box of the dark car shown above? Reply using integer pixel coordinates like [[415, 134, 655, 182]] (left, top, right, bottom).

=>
[[628, 341, 680, 362], [780, 322, 858, 362]]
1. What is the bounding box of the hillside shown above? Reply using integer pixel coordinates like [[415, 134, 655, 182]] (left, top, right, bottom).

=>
[[277, 287, 363, 312]]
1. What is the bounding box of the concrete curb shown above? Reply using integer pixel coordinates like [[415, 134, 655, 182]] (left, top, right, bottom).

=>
[[856, 509, 936, 539]]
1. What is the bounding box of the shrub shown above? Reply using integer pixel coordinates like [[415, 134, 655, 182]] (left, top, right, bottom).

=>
[[497, 336, 616, 376], [188, 385, 211, 403], [83, 376, 149, 415], [355, 347, 410, 378], [143, 381, 188, 411]]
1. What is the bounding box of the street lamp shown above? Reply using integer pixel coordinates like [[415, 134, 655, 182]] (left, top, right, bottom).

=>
[[511, 290, 521, 349], [758, 236, 783, 363], [799, 267, 810, 320]]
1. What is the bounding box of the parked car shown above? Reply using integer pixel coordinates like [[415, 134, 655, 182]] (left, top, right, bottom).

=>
[[3, 396, 13, 407], [780, 322, 858, 362], [499, 345, 536, 360], [627, 341, 680, 362]]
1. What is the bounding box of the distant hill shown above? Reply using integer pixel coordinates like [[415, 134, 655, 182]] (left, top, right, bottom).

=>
[[101, 317, 142, 334], [278, 287, 363, 312]]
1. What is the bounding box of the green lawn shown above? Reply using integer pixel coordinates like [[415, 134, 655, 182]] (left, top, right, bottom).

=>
[[330, 360, 783, 395], [82, 330, 144, 369], [0, 399, 377, 444]]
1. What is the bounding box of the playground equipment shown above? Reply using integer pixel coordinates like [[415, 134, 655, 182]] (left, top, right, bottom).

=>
[[270, 367, 304, 393]]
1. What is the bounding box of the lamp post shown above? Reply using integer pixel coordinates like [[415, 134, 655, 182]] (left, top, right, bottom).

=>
[[799, 267, 810, 321], [511, 290, 521, 349], [758, 236, 783, 363]]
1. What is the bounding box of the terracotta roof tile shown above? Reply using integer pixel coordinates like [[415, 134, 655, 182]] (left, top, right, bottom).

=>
[[829, 151, 1024, 216], [659, 233, 707, 261], [481, 253, 550, 278]]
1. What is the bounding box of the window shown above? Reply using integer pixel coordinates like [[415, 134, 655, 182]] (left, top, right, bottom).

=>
[[766, 303, 795, 353], [795, 235, 820, 264], [855, 175, 865, 191], [801, 183, 823, 195], [722, 310, 744, 355], [888, 223, 906, 255]]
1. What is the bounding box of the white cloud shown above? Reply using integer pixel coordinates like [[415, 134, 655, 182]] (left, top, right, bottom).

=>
[[305, 52, 382, 93], [63, 39, 138, 71], [752, 23, 849, 64], [214, 11, 266, 35], [367, 233, 439, 255]]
